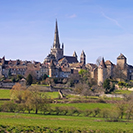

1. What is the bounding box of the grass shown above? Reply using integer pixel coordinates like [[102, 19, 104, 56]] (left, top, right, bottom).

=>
[[0, 89, 10, 99], [0, 89, 59, 99], [51, 103, 114, 110], [113, 89, 132, 94], [0, 112, 133, 131], [45, 92, 59, 99]]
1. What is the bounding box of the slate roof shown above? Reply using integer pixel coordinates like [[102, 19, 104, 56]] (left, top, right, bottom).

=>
[[99, 58, 107, 68], [63, 56, 78, 63], [105, 60, 113, 65]]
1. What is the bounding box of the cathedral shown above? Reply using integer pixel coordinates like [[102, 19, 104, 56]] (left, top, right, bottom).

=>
[[44, 20, 86, 77]]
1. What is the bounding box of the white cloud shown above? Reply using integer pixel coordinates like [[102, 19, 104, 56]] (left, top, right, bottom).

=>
[[101, 11, 123, 29], [69, 14, 77, 18]]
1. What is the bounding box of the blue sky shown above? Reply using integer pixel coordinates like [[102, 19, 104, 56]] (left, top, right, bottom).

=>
[[0, 0, 133, 65]]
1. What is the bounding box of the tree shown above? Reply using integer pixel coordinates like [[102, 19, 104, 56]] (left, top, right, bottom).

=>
[[42, 74, 48, 80], [27, 86, 49, 114], [26, 74, 33, 85], [78, 69, 96, 87], [10, 83, 27, 103], [116, 100, 126, 119], [17, 74, 23, 81], [103, 79, 110, 93], [11, 84, 50, 114], [113, 66, 127, 81], [96, 56, 102, 66]]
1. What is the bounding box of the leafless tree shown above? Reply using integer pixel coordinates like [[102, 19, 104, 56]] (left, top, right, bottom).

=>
[[96, 56, 102, 66]]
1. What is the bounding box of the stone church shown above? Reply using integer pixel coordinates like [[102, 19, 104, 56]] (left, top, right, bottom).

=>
[[44, 20, 86, 77]]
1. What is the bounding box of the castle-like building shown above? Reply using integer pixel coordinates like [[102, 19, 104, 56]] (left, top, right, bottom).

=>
[[87, 53, 133, 85], [0, 20, 133, 85]]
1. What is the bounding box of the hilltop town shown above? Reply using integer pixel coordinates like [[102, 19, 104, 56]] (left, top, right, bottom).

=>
[[0, 21, 133, 87]]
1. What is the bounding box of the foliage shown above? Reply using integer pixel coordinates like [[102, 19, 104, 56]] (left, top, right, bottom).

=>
[[42, 74, 48, 80], [103, 79, 110, 93], [10, 83, 50, 114], [26, 74, 33, 85], [118, 81, 129, 87], [79, 69, 96, 87], [100, 108, 120, 122], [1, 101, 17, 112]]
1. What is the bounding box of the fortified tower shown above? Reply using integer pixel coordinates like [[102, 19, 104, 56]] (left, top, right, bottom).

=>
[[117, 53, 127, 69], [98, 58, 107, 85]]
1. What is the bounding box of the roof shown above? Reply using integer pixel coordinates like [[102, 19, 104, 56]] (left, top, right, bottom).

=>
[[63, 56, 78, 63], [86, 63, 97, 71], [99, 58, 106, 68], [117, 53, 126, 59], [105, 60, 113, 65], [69, 62, 82, 68]]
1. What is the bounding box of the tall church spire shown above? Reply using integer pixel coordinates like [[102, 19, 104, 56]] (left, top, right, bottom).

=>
[[53, 20, 60, 49]]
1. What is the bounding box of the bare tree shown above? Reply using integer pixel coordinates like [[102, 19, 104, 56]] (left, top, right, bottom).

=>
[[96, 56, 102, 66], [113, 66, 127, 81]]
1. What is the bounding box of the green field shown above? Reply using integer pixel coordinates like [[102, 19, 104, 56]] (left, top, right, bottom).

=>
[[0, 89, 10, 99], [0, 89, 59, 99], [0, 89, 133, 132], [0, 112, 133, 132], [51, 103, 114, 110]]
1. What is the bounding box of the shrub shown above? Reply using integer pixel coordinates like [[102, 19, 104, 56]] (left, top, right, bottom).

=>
[[92, 108, 101, 117], [67, 106, 78, 116], [84, 109, 92, 117], [100, 108, 120, 122], [1, 101, 17, 112]]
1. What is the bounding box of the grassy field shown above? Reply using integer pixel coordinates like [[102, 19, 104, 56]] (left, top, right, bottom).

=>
[[0, 89, 10, 99], [51, 103, 114, 110], [0, 112, 133, 132], [113, 89, 132, 94], [0, 89, 59, 99]]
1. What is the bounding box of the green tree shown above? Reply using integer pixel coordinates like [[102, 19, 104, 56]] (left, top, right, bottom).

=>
[[42, 74, 48, 80], [79, 69, 96, 87], [103, 79, 110, 93], [26, 74, 33, 85]]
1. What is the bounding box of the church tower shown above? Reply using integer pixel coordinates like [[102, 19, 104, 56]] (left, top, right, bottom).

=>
[[73, 51, 78, 59], [51, 20, 64, 61], [80, 50, 86, 65]]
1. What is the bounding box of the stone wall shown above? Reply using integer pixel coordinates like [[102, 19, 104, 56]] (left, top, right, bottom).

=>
[[0, 82, 15, 89]]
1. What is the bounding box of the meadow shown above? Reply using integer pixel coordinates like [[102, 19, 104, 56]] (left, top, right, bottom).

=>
[[0, 89, 10, 99], [0, 88, 133, 132], [0, 112, 133, 132]]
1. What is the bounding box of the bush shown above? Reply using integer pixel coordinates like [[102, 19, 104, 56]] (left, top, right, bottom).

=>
[[84, 109, 92, 117], [92, 108, 101, 117], [1, 101, 17, 112], [100, 108, 120, 122]]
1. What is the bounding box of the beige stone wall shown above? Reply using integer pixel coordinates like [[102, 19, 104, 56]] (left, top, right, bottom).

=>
[[98, 68, 107, 85], [117, 59, 126, 69]]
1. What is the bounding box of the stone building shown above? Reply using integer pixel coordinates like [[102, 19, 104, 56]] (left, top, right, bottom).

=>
[[44, 20, 86, 78]]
